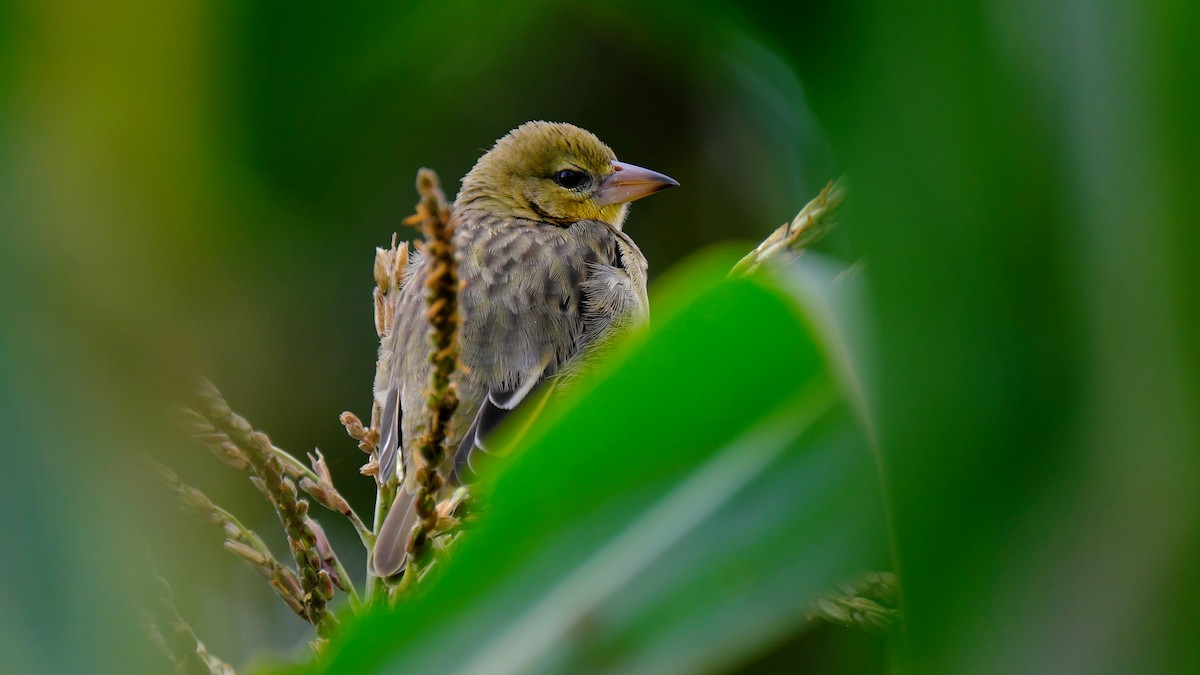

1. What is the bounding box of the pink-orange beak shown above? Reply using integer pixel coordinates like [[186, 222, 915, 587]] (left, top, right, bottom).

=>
[[593, 161, 679, 207]]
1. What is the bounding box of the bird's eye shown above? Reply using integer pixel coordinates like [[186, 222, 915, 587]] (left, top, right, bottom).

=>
[[552, 169, 587, 190]]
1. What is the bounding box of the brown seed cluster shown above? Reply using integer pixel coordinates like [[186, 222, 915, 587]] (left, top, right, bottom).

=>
[[401, 168, 462, 564]]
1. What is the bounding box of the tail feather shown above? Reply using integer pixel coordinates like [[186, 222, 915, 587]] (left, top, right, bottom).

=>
[[372, 489, 416, 577], [378, 386, 401, 483]]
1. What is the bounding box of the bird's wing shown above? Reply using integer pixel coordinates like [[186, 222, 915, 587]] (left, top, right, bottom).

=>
[[370, 253, 427, 578], [374, 250, 427, 486], [453, 353, 557, 482], [376, 345, 553, 578]]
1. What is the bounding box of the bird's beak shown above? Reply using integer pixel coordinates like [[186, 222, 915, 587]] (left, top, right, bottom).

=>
[[593, 161, 679, 207]]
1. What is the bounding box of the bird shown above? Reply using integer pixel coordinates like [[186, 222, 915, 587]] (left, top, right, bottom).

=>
[[371, 121, 678, 578]]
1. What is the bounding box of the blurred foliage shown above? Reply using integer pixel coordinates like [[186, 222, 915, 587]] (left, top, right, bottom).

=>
[[289, 251, 886, 674], [2, 0, 1198, 674]]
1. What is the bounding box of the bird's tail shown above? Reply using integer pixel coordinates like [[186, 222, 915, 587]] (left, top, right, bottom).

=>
[[372, 488, 417, 577]]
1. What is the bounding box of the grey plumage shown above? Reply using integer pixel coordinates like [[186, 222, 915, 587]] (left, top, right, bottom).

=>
[[371, 122, 673, 577]]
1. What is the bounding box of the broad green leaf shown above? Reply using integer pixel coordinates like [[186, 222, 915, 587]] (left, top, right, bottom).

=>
[[297, 249, 885, 674]]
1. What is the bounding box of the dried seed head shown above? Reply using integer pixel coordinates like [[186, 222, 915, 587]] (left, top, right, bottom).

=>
[[271, 577, 307, 616], [280, 478, 298, 501], [307, 518, 333, 561], [252, 432, 272, 451], [180, 486, 217, 517], [360, 457, 379, 477], [299, 476, 322, 498], [299, 476, 353, 516], [815, 598, 852, 624], [308, 449, 332, 483], [393, 244, 409, 284], [339, 412, 366, 441], [214, 447, 251, 472], [224, 540, 269, 568], [415, 168, 436, 195], [373, 287, 388, 338], [374, 247, 392, 291], [329, 492, 353, 516], [280, 569, 304, 599], [359, 427, 379, 454], [316, 569, 335, 602]]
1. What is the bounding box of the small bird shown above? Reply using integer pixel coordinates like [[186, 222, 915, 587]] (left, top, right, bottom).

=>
[[372, 121, 678, 577]]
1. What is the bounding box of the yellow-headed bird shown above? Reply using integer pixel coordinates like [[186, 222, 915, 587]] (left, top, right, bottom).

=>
[[373, 121, 677, 577]]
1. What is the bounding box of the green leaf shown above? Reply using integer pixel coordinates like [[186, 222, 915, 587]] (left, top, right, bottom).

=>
[[299, 248, 886, 675]]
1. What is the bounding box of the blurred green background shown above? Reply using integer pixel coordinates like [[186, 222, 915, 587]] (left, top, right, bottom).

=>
[[2, 0, 1197, 673]]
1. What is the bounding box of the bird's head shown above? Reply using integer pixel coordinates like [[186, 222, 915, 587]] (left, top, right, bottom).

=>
[[457, 121, 678, 229]]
